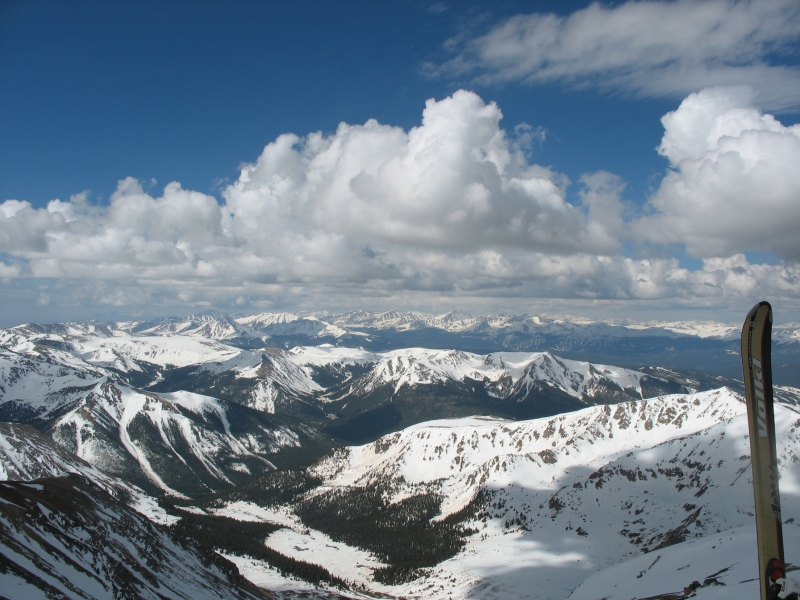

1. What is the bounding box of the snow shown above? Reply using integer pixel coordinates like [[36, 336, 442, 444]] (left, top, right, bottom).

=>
[[627, 320, 740, 340], [0, 475, 263, 600], [162, 391, 232, 434], [493, 352, 646, 399], [129, 493, 180, 526], [211, 500, 385, 587], [566, 523, 800, 600], [75, 334, 243, 369], [116, 388, 185, 496], [287, 345, 377, 366], [265, 528, 385, 586], [0, 422, 177, 526], [211, 501, 300, 528], [285, 346, 652, 402], [237, 312, 351, 338], [316, 388, 745, 493], [0, 348, 107, 410], [221, 554, 321, 593]]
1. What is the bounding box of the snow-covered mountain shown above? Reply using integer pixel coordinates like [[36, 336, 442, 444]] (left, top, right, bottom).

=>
[[288, 346, 689, 442], [291, 345, 663, 400], [0, 308, 766, 502], [307, 388, 748, 519], [239, 312, 352, 339], [2, 311, 732, 492], [200, 387, 800, 600], [5, 308, 798, 351], [1, 317, 692, 434], [0, 340, 330, 497], [325, 310, 800, 385], [0, 421, 174, 523], [127, 309, 259, 341]]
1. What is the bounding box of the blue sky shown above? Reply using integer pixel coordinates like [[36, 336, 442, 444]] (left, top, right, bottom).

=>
[[1, 0, 799, 325], [1, 0, 672, 205]]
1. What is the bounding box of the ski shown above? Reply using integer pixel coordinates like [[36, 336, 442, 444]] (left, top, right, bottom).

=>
[[742, 301, 784, 600]]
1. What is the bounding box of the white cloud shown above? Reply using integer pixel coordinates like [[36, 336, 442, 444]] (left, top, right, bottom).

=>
[[0, 177, 232, 278], [434, 0, 800, 110], [224, 90, 619, 258], [636, 86, 800, 259], [1, 88, 799, 319]]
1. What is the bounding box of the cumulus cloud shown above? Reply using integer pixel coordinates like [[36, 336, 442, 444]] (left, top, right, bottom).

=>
[[0, 179, 232, 279], [433, 0, 800, 110], [1, 88, 798, 318], [224, 90, 620, 258], [636, 86, 800, 259]]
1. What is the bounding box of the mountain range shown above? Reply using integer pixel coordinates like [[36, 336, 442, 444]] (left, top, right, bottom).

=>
[[5, 309, 800, 383], [3, 309, 800, 599], [0, 312, 725, 497]]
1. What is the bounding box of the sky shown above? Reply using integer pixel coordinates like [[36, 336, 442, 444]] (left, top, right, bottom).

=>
[[1, 0, 799, 326]]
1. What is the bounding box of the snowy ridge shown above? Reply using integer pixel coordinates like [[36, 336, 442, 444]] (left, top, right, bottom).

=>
[[233, 350, 324, 412], [255, 388, 800, 600], [0, 347, 108, 408], [631, 320, 739, 340], [288, 346, 656, 402], [498, 352, 646, 400], [238, 312, 351, 338], [128, 310, 260, 341], [775, 323, 800, 346], [3, 311, 799, 354], [76, 334, 244, 370], [310, 389, 744, 511], [287, 344, 378, 366], [346, 348, 491, 395]]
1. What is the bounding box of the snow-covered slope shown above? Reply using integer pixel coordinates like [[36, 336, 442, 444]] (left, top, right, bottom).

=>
[[222, 388, 800, 600], [0, 421, 174, 525], [566, 522, 800, 600], [50, 382, 300, 496], [75, 334, 244, 370], [238, 312, 351, 338], [0, 473, 269, 600], [309, 388, 745, 513], [0, 341, 311, 496]]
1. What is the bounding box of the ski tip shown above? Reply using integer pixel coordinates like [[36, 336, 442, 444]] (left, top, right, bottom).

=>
[[744, 301, 773, 327]]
